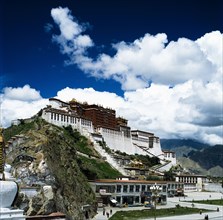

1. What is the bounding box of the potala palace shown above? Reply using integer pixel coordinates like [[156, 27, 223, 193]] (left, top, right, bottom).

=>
[[41, 98, 176, 174]]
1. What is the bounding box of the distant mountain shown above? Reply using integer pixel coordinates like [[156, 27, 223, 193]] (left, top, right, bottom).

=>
[[177, 157, 208, 175], [170, 146, 198, 158], [177, 157, 223, 177], [188, 145, 223, 170], [160, 139, 210, 157], [161, 139, 223, 176], [160, 139, 210, 151]]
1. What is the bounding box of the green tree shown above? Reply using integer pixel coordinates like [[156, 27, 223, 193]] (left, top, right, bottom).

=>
[[163, 170, 175, 181]]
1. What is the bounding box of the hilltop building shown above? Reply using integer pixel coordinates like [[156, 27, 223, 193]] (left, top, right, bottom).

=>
[[41, 98, 176, 171]]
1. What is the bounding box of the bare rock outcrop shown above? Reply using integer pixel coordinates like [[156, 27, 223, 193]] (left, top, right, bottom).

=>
[[6, 118, 96, 220]]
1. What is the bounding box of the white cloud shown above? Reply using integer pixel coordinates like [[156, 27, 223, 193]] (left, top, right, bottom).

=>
[[76, 35, 93, 48], [0, 85, 48, 127], [51, 7, 82, 40], [178, 81, 223, 127], [196, 31, 222, 68], [51, 7, 93, 57], [48, 7, 223, 145], [50, 7, 222, 90], [55, 87, 124, 108], [3, 85, 42, 101]]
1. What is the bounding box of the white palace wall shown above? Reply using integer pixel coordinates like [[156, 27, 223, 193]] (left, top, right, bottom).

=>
[[149, 141, 164, 158], [41, 110, 94, 133], [97, 128, 148, 155], [49, 99, 67, 109], [131, 138, 164, 157]]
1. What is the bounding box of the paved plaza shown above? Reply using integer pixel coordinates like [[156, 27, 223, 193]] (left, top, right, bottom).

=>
[[92, 191, 223, 220]]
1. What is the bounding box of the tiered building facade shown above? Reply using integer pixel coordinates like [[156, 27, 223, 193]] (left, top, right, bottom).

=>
[[41, 98, 176, 166]]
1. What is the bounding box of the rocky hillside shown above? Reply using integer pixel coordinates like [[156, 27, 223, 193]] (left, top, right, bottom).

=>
[[187, 145, 223, 170], [4, 117, 121, 219], [178, 157, 223, 177]]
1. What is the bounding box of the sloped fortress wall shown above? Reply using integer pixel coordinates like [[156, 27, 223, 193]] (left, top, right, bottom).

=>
[[97, 128, 146, 155]]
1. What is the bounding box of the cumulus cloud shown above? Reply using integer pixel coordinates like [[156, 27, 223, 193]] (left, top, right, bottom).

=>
[[0, 85, 48, 127], [51, 7, 93, 57], [3, 85, 42, 101], [50, 7, 222, 90], [196, 31, 222, 68], [55, 87, 125, 108], [48, 7, 223, 145]]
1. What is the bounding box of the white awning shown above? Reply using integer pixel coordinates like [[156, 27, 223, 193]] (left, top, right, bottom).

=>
[[110, 199, 118, 203], [100, 192, 112, 196]]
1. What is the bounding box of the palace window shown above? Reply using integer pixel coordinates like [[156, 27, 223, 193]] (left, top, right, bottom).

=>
[[116, 196, 121, 203], [147, 185, 151, 191], [96, 186, 101, 193], [162, 185, 166, 192], [123, 185, 128, 193], [135, 196, 139, 203], [116, 185, 121, 193], [129, 185, 134, 192], [135, 185, 140, 192]]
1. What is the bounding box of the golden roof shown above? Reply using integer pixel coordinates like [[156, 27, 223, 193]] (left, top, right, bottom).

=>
[[69, 98, 77, 103]]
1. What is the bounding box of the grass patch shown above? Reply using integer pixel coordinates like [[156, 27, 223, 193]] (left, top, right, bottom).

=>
[[63, 126, 99, 157], [3, 119, 38, 141], [109, 207, 211, 220], [192, 199, 223, 206], [77, 155, 121, 179]]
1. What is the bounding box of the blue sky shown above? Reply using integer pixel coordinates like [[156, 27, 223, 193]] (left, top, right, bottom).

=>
[[1, 0, 223, 145]]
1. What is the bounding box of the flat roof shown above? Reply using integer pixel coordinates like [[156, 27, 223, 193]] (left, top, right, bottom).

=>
[[89, 179, 178, 184], [131, 130, 154, 135], [162, 149, 175, 153], [176, 174, 207, 177]]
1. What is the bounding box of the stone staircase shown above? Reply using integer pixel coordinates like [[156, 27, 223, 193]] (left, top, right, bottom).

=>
[[133, 143, 173, 173], [80, 129, 128, 176], [150, 160, 172, 173]]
